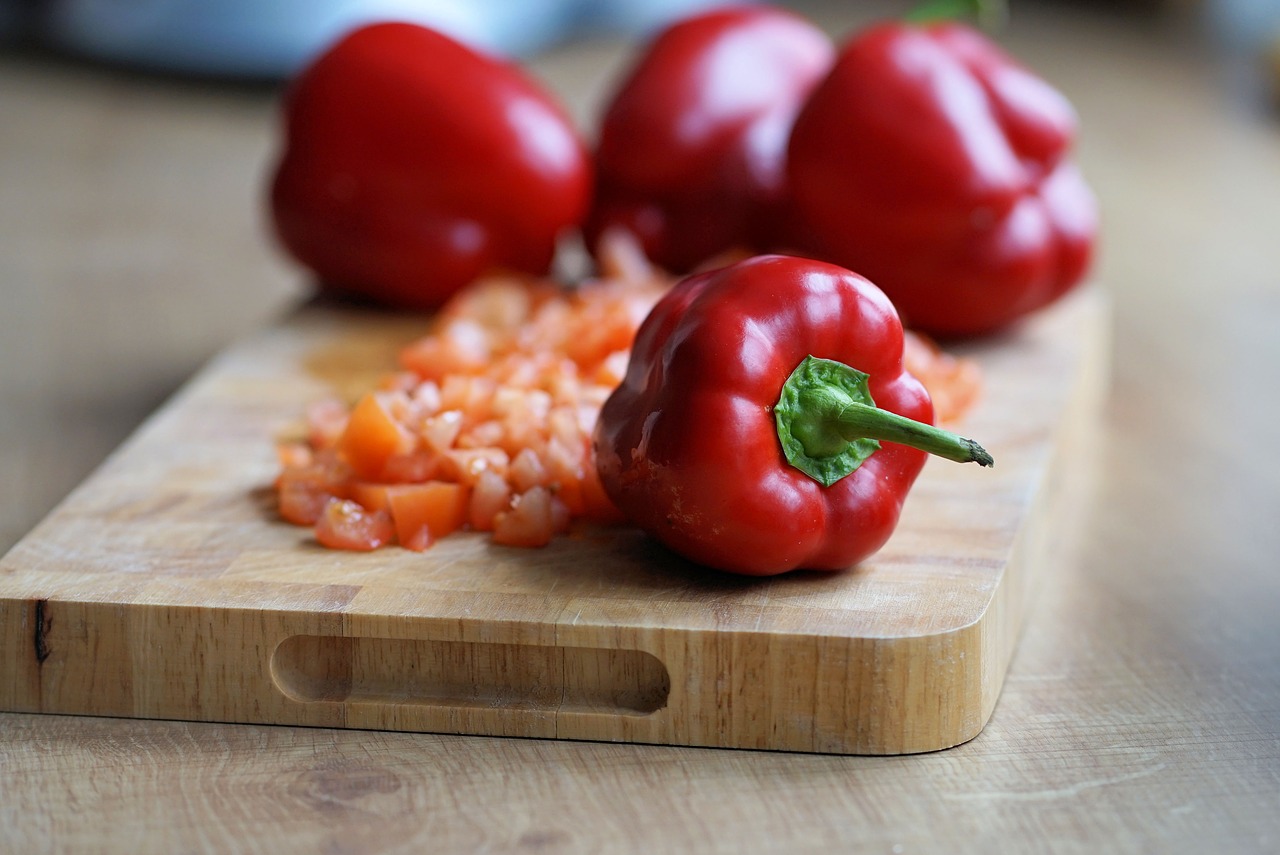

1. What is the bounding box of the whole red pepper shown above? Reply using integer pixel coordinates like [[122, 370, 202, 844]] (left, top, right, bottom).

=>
[[787, 20, 1097, 337], [585, 7, 833, 273], [594, 255, 992, 576], [270, 22, 591, 310]]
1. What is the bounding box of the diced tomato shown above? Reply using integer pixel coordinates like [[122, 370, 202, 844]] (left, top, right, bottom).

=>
[[469, 469, 511, 531], [399, 526, 432, 553], [337, 393, 412, 480], [493, 486, 569, 548], [314, 498, 394, 551], [420, 410, 463, 452], [376, 370, 421, 393], [385, 481, 470, 551], [457, 419, 505, 450], [378, 450, 441, 483], [276, 442, 313, 471], [546, 406, 584, 449], [279, 481, 335, 526], [541, 437, 585, 515], [410, 380, 442, 414], [509, 447, 550, 493], [306, 397, 349, 450], [277, 452, 352, 525], [399, 319, 491, 381], [438, 374, 497, 416], [350, 482, 392, 513], [442, 447, 510, 486], [903, 331, 982, 425], [562, 301, 636, 370], [593, 350, 630, 387]]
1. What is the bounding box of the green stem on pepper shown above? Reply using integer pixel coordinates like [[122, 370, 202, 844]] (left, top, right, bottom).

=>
[[775, 355, 992, 487], [905, 0, 1007, 29]]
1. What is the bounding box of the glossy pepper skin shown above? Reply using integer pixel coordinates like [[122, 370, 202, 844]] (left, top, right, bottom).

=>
[[584, 7, 834, 273], [594, 255, 935, 576], [787, 21, 1097, 337], [270, 22, 591, 311]]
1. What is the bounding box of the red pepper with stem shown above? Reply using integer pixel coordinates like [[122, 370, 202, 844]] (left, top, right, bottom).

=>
[[270, 22, 591, 311], [594, 255, 992, 577], [584, 6, 834, 273], [786, 7, 1097, 337]]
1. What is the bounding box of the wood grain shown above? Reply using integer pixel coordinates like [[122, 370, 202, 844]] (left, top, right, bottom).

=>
[[0, 287, 1104, 755]]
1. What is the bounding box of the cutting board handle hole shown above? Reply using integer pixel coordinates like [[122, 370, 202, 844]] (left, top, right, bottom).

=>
[[271, 635, 670, 716]]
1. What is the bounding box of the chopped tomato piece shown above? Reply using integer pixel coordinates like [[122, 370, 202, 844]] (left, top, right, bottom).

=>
[[276, 442, 313, 471], [438, 374, 497, 415], [399, 319, 491, 382], [306, 397, 349, 449], [279, 481, 335, 527], [442, 447, 510, 486], [493, 486, 565, 548], [337, 393, 412, 480], [314, 498, 394, 551], [386, 481, 470, 551], [509, 447, 550, 493], [350, 482, 392, 513], [378, 450, 441, 483], [421, 410, 464, 452], [469, 469, 511, 531], [903, 332, 982, 425], [277, 452, 352, 525]]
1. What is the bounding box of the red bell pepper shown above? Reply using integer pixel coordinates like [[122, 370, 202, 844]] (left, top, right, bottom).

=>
[[270, 22, 591, 310], [594, 255, 992, 576], [787, 19, 1097, 337], [585, 7, 833, 273]]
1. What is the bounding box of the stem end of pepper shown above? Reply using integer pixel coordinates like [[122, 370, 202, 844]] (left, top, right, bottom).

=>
[[775, 355, 995, 485], [962, 437, 994, 468], [906, 0, 1008, 31], [774, 357, 881, 487]]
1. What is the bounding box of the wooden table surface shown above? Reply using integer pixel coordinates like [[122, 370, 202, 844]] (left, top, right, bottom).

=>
[[3, 2, 1278, 851]]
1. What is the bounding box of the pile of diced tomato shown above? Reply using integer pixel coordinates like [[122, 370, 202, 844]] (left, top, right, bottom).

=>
[[274, 239, 672, 551], [275, 240, 980, 553]]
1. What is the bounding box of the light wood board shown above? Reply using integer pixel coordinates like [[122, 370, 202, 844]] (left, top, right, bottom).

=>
[[0, 287, 1106, 755]]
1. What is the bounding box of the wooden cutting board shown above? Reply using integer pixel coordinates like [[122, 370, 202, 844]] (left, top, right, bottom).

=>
[[0, 287, 1106, 755]]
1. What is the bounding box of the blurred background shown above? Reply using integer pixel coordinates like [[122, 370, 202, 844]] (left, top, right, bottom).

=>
[[1, 0, 1279, 77], [0, 0, 734, 77]]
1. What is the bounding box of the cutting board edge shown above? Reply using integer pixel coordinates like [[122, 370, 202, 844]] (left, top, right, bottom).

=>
[[0, 594, 1001, 754]]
